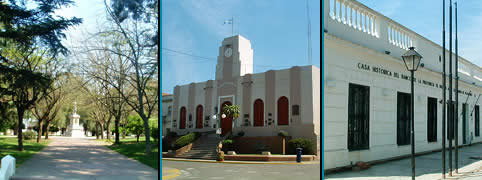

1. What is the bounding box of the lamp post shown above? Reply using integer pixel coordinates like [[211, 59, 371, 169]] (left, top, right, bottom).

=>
[[211, 113, 226, 137], [402, 47, 423, 180]]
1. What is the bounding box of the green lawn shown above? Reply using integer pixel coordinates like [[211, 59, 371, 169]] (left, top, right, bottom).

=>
[[100, 137, 159, 170], [0, 136, 50, 167]]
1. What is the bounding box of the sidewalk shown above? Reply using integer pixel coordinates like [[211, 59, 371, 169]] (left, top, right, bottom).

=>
[[13, 136, 158, 180], [326, 143, 482, 180]]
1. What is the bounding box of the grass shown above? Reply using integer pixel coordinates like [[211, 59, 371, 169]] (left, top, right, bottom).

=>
[[0, 136, 51, 168], [100, 137, 159, 170]]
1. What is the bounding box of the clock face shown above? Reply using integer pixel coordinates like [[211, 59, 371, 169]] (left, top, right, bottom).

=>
[[224, 47, 232, 57]]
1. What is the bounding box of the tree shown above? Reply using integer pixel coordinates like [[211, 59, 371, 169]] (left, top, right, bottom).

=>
[[126, 115, 144, 142], [79, 29, 131, 144], [101, 0, 159, 155], [0, 0, 82, 151]]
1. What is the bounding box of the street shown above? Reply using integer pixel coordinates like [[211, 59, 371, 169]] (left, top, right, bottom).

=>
[[162, 160, 321, 180]]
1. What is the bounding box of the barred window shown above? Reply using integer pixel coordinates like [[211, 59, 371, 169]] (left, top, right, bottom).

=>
[[348, 83, 370, 151], [397, 92, 411, 146], [427, 97, 437, 142]]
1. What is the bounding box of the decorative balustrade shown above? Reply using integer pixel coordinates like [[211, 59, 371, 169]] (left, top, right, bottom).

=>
[[388, 23, 412, 50], [330, 0, 377, 37], [326, 0, 481, 84]]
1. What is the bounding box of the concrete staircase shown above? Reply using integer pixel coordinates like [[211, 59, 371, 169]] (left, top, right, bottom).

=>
[[177, 133, 220, 160]]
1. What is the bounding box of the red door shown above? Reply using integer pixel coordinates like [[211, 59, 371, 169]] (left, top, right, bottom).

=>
[[180, 107, 186, 129], [196, 105, 203, 129], [277, 97, 289, 125], [254, 99, 264, 126], [221, 101, 232, 136]]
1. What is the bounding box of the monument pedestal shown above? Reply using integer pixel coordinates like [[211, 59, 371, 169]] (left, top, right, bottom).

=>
[[66, 104, 85, 138]]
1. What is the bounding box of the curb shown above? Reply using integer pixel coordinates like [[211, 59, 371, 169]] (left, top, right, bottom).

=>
[[162, 158, 320, 165]]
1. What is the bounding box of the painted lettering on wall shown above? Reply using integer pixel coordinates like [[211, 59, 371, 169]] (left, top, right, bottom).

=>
[[356, 62, 474, 96]]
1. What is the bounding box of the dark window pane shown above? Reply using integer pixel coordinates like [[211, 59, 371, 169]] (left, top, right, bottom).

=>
[[427, 97, 437, 142], [348, 83, 370, 151], [397, 92, 411, 145]]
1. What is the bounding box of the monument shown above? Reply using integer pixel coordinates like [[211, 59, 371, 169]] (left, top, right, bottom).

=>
[[65, 101, 85, 137]]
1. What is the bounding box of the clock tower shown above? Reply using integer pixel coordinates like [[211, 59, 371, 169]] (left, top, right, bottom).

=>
[[215, 35, 253, 80]]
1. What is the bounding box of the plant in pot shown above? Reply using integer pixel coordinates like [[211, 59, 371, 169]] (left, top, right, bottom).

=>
[[217, 151, 225, 161], [278, 130, 289, 155]]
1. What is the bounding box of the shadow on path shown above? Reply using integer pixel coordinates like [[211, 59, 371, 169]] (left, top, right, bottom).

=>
[[13, 137, 158, 180]]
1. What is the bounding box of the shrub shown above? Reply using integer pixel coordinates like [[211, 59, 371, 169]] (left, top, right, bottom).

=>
[[23, 131, 36, 140], [237, 131, 245, 137], [167, 131, 177, 137], [278, 130, 289, 137], [288, 138, 314, 155], [151, 128, 160, 142], [221, 139, 234, 152], [174, 132, 200, 149]]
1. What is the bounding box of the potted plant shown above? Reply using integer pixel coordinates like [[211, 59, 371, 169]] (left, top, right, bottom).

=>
[[217, 151, 225, 162]]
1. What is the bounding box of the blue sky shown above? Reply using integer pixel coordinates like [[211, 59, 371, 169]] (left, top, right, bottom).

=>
[[358, 0, 482, 67], [161, 1, 321, 94]]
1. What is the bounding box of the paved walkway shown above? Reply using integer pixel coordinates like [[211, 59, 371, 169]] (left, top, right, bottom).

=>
[[14, 136, 158, 180], [326, 143, 482, 180]]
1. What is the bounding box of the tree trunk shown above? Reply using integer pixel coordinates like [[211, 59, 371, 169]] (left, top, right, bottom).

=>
[[95, 124, 99, 139], [137, 134, 139, 142], [115, 115, 120, 144], [17, 108, 24, 151], [37, 119, 43, 143], [45, 121, 50, 139], [106, 121, 111, 140], [100, 124, 104, 139], [141, 115, 151, 155]]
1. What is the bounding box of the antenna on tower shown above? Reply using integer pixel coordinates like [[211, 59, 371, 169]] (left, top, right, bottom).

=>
[[306, 0, 312, 65]]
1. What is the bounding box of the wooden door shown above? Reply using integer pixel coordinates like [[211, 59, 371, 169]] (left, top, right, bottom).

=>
[[221, 101, 232, 136]]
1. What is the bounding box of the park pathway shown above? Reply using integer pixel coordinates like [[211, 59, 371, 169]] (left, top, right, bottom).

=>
[[13, 136, 158, 180]]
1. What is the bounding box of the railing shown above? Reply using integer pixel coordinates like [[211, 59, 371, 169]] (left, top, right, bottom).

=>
[[330, 0, 377, 37], [387, 23, 412, 50], [325, 0, 482, 84]]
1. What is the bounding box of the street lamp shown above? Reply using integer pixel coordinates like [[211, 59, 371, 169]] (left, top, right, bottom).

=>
[[402, 47, 422, 180]]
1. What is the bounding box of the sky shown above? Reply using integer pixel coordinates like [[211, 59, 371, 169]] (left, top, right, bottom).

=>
[[161, 0, 321, 94], [358, 0, 482, 67], [54, 0, 107, 49]]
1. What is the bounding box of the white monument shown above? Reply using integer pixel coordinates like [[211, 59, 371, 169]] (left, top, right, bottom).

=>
[[65, 101, 85, 138]]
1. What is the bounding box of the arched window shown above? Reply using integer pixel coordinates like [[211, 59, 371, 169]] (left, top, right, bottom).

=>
[[253, 99, 264, 126], [180, 107, 186, 129], [277, 96, 289, 125], [196, 105, 203, 129]]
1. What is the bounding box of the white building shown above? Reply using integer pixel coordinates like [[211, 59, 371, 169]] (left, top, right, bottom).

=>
[[162, 93, 173, 136], [165, 35, 321, 158], [324, 0, 482, 170]]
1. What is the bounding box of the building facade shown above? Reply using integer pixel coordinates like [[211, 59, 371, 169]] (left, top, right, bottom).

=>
[[166, 35, 321, 158], [162, 93, 173, 136], [324, 0, 482, 170]]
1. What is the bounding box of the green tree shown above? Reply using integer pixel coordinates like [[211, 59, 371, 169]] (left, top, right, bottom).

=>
[[126, 115, 144, 142], [0, 0, 82, 151]]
